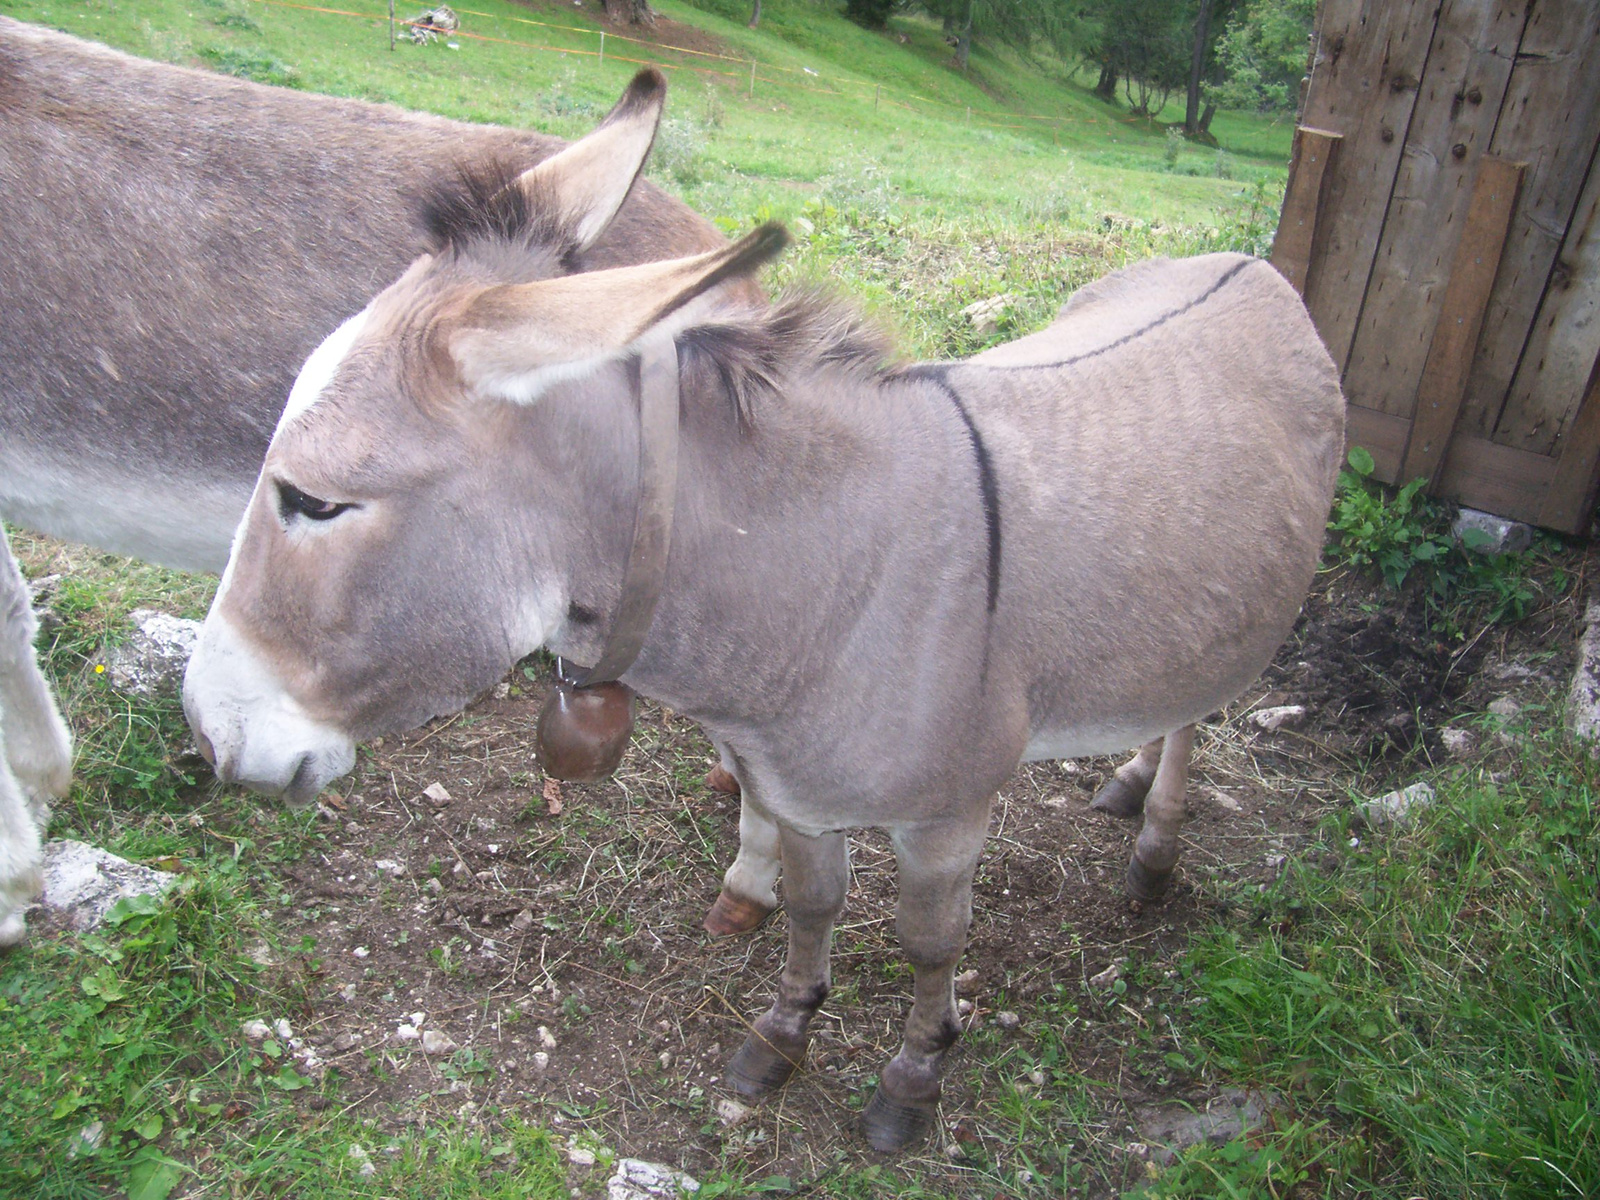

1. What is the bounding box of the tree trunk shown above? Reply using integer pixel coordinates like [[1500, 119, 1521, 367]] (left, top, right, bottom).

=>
[[747, 0, 760, 27], [1198, 101, 1217, 135], [603, 0, 654, 27], [954, 1, 972, 73], [1185, 0, 1216, 135], [1094, 61, 1118, 101]]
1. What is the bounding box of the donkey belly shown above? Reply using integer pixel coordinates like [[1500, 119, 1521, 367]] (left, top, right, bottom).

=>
[[0, 443, 248, 573]]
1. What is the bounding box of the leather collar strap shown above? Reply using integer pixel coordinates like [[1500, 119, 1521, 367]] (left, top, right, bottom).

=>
[[572, 335, 681, 686]]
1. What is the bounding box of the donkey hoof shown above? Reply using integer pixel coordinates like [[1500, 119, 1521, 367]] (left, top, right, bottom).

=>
[[727, 1032, 803, 1098], [861, 1085, 936, 1152], [1089, 776, 1146, 819], [702, 889, 776, 937], [704, 764, 741, 795], [1124, 856, 1173, 902]]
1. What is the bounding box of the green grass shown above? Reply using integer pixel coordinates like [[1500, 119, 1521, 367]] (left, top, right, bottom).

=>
[[1134, 724, 1599, 1198]]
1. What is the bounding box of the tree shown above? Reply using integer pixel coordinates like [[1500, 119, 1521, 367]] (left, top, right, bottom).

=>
[[1209, 0, 1317, 115], [603, 0, 655, 26], [748, 0, 761, 28], [1098, 0, 1190, 117], [845, 0, 896, 30], [1184, 0, 1234, 136]]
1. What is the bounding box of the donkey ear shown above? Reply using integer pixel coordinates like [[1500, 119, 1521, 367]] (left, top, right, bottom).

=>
[[450, 223, 788, 403], [517, 68, 666, 252]]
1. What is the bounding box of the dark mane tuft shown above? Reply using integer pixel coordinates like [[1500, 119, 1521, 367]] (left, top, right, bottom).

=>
[[418, 158, 569, 256], [678, 289, 898, 422]]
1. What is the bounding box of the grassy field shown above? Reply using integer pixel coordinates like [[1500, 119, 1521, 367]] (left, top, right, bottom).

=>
[[3, 1, 1597, 1198]]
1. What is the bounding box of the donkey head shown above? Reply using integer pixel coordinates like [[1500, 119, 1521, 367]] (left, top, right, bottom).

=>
[[182, 79, 787, 803]]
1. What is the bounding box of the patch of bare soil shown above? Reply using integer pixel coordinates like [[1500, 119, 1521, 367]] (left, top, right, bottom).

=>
[[506, 0, 744, 66], [250, 551, 1588, 1193]]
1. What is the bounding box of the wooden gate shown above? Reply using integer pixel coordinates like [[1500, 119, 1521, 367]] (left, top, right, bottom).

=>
[[1271, 0, 1600, 533]]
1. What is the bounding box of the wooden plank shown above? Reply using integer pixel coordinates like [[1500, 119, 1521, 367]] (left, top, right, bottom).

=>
[[1498, 142, 1600, 458], [1271, 127, 1342, 295], [1297, 0, 1443, 374], [1338, 0, 1531, 420], [1434, 431, 1556, 525], [1399, 157, 1526, 484], [1456, 0, 1600, 447], [1538, 352, 1600, 533], [1345, 403, 1410, 483]]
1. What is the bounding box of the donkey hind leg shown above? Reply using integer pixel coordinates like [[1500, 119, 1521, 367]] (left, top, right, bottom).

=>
[[726, 825, 848, 1097], [1, 533, 72, 821], [1125, 724, 1195, 902], [1089, 736, 1163, 818], [862, 799, 993, 1152], [704, 785, 781, 937]]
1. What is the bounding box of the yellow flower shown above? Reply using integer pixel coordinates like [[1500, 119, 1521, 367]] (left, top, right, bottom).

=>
[[94, 664, 105, 674]]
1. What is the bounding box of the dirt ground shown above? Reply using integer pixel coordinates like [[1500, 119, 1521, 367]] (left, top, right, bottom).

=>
[[232, 549, 1589, 1192]]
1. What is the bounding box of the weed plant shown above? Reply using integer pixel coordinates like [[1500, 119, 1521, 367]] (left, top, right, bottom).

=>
[[1326, 447, 1569, 633]]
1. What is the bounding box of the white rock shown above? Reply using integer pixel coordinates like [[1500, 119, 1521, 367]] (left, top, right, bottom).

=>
[[607, 1158, 700, 1199], [1028, 1068, 1047, 1087], [338, 983, 358, 1003], [68, 1120, 104, 1158], [1089, 960, 1123, 989], [510, 908, 535, 931], [39, 839, 177, 931], [532, 1051, 551, 1072], [411, 1011, 426, 1026], [1572, 600, 1600, 749], [1487, 696, 1522, 720], [423, 782, 453, 806], [1440, 727, 1475, 756], [958, 293, 1017, 337], [714, 1097, 752, 1127], [1250, 704, 1306, 732], [953, 968, 980, 992], [99, 609, 202, 697], [274, 1018, 294, 1041], [241, 1019, 272, 1042], [374, 859, 404, 876], [567, 1143, 598, 1167], [421, 1029, 458, 1055], [1208, 788, 1243, 812], [348, 1144, 377, 1179], [537, 1025, 558, 1048], [1356, 781, 1436, 830], [395, 1024, 420, 1042], [351, 946, 370, 958], [996, 1011, 1021, 1030]]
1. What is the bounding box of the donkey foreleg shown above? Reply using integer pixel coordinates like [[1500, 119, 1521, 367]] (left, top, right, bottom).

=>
[[1125, 724, 1195, 902], [862, 800, 992, 1152], [703, 786, 781, 937], [1089, 736, 1163, 819], [1, 537, 72, 820], [0, 726, 45, 947], [726, 825, 848, 1097]]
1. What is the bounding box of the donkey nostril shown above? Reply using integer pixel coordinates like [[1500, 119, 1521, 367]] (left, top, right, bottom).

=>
[[194, 729, 217, 766]]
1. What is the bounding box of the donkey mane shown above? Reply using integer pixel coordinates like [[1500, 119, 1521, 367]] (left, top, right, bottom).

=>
[[418, 158, 570, 260], [678, 288, 898, 422]]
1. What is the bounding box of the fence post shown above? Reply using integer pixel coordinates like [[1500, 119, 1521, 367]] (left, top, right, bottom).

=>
[[749, 59, 756, 99], [598, 30, 604, 65], [388, 0, 395, 50], [874, 83, 880, 110]]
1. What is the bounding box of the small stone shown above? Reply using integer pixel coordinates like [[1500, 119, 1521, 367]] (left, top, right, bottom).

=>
[[423, 782, 453, 806], [425, 878, 444, 895], [532, 1051, 551, 1072], [607, 1158, 700, 1199], [351, 945, 370, 958], [374, 859, 404, 877], [1208, 788, 1243, 812], [510, 908, 535, 931], [959, 293, 1017, 337], [658, 1051, 673, 1069], [1487, 696, 1522, 720], [567, 1143, 598, 1167], [996, 1010, 1021, 1030], [395, 1024, 420, 1042], [331, 1031, 360, 1052], [274, 1018, 294, 1041], [100, 609, 202, 697], [338, 983, 358, 1003], [1250, 704, 1306, 732], [1452, 508, 1532, 556], [493, 681, 511, 700], [39, 839, 177, 932], [421, 1029, 458, 1055], [537, 1025, 558, 1049], [411, 1011, 426, 1026], [1356, 781, 1436, 830], [953, 968, 980, 992], [348, 1144, 377, 1179], [1265, 854, 1287, 874], [241, 1019, 271, 1042], [69, 1120, 105, 1158], [1028, 1068, 1047, 1087], [715, 1098, 752, 1127], [956, 999, 974, 1016], [943, 1142, 965, 1160], [1089, 961, 1123, 989], [1440, 727, 1475, 756]]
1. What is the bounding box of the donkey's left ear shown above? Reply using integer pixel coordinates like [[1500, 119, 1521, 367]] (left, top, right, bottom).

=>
[[450, 223, 788, 403], [517, 69, 665, 251]]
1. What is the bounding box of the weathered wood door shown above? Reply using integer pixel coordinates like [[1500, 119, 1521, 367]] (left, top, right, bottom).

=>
[[1273, 0, 1600, 533]]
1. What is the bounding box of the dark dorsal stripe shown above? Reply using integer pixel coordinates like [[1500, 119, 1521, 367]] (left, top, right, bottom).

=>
[[965, 257, 1254, 374], [905, 366, 1002, 616]]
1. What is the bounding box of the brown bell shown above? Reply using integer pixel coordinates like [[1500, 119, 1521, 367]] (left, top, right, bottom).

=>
[[535, 677, 636, 782]]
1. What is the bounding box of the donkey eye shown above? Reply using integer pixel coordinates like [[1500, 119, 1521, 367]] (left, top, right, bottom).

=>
[[276, 481, 355, 523]]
